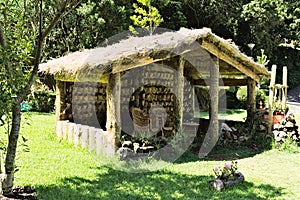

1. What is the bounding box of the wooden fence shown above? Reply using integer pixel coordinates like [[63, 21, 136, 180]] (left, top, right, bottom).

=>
[[56, 120, 115, 156]]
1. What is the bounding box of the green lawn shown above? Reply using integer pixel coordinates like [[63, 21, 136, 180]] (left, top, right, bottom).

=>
[[195, 109, 247, 121], [7, 113, 300, 199]]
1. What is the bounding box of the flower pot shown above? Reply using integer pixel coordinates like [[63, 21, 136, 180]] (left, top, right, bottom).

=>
[[264, 113, 285, 125]]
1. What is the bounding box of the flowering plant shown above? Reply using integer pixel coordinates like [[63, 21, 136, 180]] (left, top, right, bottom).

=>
[[213, 161, 238, 181]]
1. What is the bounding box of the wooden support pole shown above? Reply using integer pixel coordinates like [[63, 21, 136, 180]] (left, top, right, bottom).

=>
[[199, 54, 219, 158], [106, 73, 121, 154], [176, 58, 185, 129], [282, 66, 288, 111], [247, 78, 256, 127], [209, 55, 219, 144], [268, 65, 277, 134]]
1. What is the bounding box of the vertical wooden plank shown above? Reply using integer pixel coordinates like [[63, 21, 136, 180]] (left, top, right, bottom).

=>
[[282, 66, 288, 111], [268, 65, 277, 133], [88, 127, 96, 152], [247, 78, 256, 127], [81, 125, 89, 149]]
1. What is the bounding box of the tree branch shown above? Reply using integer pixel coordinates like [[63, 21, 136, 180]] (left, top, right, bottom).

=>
[[20, 0, 81, 98], [0, 25, 7, 47]]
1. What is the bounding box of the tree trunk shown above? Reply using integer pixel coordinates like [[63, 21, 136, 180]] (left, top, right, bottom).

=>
[[1, 99, 22, 196]]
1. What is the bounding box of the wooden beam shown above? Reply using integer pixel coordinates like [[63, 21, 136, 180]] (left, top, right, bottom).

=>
[[201, 40, 260, 82], [282, 66, 288, 110], [247, 78, 256, 127], [112, 56, 164, 74], [54, 72, 110, 83], [192, 78, 248, 86]]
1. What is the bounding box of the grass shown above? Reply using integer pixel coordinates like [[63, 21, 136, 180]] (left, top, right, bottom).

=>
[[195, 109, 247, 121], [3, 112, 299, 199]]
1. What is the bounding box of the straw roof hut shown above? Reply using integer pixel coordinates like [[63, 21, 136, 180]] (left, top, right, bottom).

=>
[[39, 28, 270, 155]]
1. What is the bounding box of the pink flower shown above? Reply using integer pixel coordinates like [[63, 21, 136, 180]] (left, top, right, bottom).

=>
[[224, 163, 231, 169]]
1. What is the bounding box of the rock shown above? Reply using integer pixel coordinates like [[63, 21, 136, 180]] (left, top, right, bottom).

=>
[[273, 124, 282, 130], [238, 136, 245, 142], [273, 130, 280, 137], [232, 134, 238, 140], [258, 124, 267, 131], [221, 123, 232, 132], [116, 147, 134, 160], [122, 140, 132, 148], [209, 179, 224, 191], [139, 146, 155, 153], [133, 142, 141, 153], [286, 121, 295, 128], [279, 131, 287, 138]]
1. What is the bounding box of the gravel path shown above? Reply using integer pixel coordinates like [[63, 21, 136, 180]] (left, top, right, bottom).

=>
[[287, 85, 300, 114]]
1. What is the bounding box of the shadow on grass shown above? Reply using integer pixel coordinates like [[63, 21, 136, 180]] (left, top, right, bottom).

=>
[[36, 167, 284, 200]]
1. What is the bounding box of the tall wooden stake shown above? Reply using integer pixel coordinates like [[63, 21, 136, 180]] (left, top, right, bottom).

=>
[[282, 66, 288, 111], [268, 65, 277, 134], [247, 78, 256, 127]]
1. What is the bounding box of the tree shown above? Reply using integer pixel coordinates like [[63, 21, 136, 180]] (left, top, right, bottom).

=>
[[129, 0, 164, 35], [0, 0, 80, 196]]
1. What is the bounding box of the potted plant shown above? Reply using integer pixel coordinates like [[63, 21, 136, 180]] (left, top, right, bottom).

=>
[[209, 161, 244, 190]]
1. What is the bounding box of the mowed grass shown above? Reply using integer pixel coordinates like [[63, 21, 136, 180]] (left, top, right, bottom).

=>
[[8, 112, 300, 199], [196, 109, 247, 121]]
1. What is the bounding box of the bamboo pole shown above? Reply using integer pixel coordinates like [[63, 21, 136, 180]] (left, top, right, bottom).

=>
[[282, 66, 288, 111], [268, 65, 277, 134]]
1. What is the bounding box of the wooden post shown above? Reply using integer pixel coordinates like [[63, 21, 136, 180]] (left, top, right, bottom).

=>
[[282, 66, 288, 111], [209, 55, 219, 144], [106, 73, 121, 154], [199, 55, 219, 158], [268, 65, 277, 134], [175, 58, 184, 129], [55, 80, 66, 121], [247, 78, 256, 127]]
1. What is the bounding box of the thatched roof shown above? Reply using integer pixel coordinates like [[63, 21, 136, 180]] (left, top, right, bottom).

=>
[[39, 28, 269, 82]]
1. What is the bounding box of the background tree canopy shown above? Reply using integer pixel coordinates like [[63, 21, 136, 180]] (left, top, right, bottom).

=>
[[41, 0, 299, 87]]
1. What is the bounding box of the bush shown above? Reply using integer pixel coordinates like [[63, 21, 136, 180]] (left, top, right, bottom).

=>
[[29, 90, 55, 112]]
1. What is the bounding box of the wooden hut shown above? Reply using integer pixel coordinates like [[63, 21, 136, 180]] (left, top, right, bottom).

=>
[[39, 28, 270, 155]]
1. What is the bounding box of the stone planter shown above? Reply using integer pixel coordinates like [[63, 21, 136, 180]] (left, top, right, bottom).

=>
[[209, 172, 245, 190]]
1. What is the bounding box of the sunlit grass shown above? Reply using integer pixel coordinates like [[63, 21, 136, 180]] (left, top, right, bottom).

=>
[[195, 109, 247, 121], [7, 112, 300, 199]]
